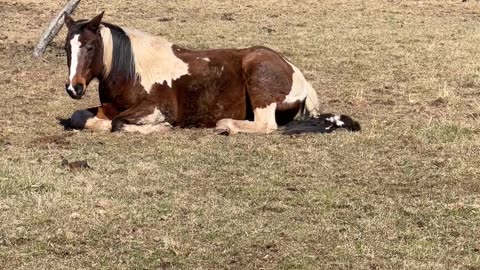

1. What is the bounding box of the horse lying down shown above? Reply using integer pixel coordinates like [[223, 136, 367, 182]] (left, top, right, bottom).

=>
[[63, 12, 360, 135]]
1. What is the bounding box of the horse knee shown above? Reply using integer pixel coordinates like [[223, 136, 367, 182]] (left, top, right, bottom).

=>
[[70, 110, 94, 129]]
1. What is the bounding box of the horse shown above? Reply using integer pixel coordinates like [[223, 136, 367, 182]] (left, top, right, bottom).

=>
[[63, 12, 360, 135]]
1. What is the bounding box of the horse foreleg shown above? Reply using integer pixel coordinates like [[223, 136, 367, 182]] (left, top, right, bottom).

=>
[[110, 101, 171, 134], [70, 105, 114, 131], [215, 103, 278, 135]]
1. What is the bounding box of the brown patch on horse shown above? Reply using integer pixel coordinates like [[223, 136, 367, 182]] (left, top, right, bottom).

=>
[[169, 46, 249, 127], [96, 103, 120, 119], [241, 47, 294, 109]]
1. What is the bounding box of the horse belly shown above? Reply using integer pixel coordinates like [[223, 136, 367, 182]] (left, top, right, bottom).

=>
[[175, 76, 248, 128], [201, 86, 247, 127], [170, 48, 255, 127]]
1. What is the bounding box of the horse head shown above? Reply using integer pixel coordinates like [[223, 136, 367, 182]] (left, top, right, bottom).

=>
[[63, 12, 105, 99]]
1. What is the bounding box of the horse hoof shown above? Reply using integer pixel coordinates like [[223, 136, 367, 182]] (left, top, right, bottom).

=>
[[214, 128, 230, 136], [111, 118, 126, 132]]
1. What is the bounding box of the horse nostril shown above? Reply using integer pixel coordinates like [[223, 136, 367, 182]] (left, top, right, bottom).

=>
[[73, 84, 84, 95]]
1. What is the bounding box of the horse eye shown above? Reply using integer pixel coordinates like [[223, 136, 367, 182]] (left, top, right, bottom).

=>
[[85, 45, 94, 51]]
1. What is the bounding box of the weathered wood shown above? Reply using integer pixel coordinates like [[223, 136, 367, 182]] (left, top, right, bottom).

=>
[[33, 0, 81, 58]]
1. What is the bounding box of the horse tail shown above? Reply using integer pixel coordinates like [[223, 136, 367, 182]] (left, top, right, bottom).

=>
[[282, 113, 361, 135], [304, 82, 320, 117]]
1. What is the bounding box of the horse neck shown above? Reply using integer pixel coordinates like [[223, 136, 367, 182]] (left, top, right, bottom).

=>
[[98, 25, 175, 90], [98, 25, 137, 89]]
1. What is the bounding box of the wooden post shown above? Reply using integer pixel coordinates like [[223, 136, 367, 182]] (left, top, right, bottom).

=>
[[33, 0, 81, 58]]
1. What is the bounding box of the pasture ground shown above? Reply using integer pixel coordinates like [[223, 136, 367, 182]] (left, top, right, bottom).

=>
[[1, 0, 480, 269]]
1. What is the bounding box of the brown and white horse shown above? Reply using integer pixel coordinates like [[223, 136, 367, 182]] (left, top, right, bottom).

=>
[[63, 12, 360, 135]]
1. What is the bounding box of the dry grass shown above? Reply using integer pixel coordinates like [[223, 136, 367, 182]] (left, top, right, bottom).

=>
[[1, 0, 480, 269]]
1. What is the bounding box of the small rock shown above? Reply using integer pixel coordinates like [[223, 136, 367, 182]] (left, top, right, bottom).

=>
[[0, 203, 10, 210], [158, 17, 173, 22], [450, 231, 460, 238], [61, 159, 69, 166], [70, 212, 80, 219], [221, 13, 235, 21], [69, 160, 90, 169], [95, 200, 110, 209], [285, 186, 299, 192], [416, 220, 426, 228], [2, 142, 12, 151], [265, 243, 276, 249], [61, 159, 91, 170], [262, 27, 276, 33]]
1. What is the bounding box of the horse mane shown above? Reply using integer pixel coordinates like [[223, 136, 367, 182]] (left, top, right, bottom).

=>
[[100, 22, 136, 84]]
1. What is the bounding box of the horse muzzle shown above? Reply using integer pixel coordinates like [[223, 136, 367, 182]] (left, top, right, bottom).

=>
[[65, 83, 86, 100]]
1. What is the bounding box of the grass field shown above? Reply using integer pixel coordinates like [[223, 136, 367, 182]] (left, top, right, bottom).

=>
[[1, 0, 480, 269]]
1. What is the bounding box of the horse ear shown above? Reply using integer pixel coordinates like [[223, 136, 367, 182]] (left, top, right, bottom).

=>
[[87, 11, 104, 31], [64, 12, 75, 28]]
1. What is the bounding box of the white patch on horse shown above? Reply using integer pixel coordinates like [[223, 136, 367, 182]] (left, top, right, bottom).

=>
[[254, 103, 278, 131], [100, 26, 113, 76], [137, 108, 165, 125], [326, 115, 344, 127], [125, 29, 190, 92], [282, 59, 320, 117], [122, 107, 168, 134], [68, 34, 81, 92], [123, 123, 171, 134], [201, 57, 210, 62], [215, 103, 277, 134], [85, 117, 112, 131], [282, 60, 308, 104]]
